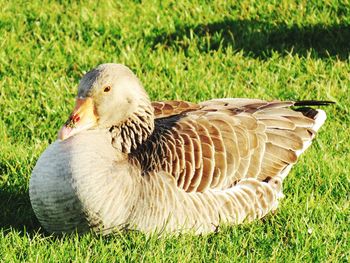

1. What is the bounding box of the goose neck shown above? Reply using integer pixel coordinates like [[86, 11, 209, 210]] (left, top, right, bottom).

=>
[[109, 100, 155, 153]]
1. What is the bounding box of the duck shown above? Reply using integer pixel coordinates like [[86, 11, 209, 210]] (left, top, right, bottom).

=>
[[29, 63, 332, 235]]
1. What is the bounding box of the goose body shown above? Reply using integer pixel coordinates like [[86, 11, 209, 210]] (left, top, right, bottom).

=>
[[29, 63, 329, 234]]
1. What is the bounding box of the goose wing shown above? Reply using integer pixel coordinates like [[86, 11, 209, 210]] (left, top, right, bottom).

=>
[[152, 100, 200, 118], [131, 99, 323, 193]]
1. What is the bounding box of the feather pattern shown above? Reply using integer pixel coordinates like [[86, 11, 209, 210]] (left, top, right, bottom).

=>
[[30, 98, 329, 235], [130, 99, 323, 194], [29, 64, 331, 235]]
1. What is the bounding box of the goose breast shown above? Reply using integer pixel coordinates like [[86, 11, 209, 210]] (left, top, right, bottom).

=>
[[30, 130, 138, 234]]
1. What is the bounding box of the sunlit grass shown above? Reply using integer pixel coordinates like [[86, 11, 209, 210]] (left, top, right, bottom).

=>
[[0, 0, 349, 262]]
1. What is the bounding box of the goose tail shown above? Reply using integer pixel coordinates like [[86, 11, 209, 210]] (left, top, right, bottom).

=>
[[294, 107, 328, 156], [271, 106, 329, 202]]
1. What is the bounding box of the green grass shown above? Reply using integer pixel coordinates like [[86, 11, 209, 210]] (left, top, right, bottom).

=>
[[0, 0, 349, 262]]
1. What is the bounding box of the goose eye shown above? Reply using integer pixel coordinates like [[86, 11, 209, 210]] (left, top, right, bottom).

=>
[[103, 86, 111, 92]]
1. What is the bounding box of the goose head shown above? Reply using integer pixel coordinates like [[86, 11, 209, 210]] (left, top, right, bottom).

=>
[[58, 63, 151, 140]]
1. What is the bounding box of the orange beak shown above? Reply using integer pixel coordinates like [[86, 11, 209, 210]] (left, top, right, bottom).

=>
[[58, 97, 98, 140]]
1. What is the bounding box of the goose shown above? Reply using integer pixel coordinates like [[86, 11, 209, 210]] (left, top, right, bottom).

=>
[[29, 63, 332, 235]]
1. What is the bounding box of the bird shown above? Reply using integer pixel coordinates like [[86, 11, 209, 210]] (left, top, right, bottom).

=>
[[29, 63, 332, 235]]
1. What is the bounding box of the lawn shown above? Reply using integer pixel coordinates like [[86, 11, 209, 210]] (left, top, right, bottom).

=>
[[0, 0, 349, 262]]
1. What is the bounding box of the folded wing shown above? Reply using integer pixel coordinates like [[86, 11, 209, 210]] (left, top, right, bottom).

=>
[[130, 99, 323, 193]]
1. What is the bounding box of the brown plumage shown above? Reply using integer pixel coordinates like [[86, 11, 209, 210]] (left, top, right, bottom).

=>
[[29, 64, 332, 235], [129, 99, 327, 194]]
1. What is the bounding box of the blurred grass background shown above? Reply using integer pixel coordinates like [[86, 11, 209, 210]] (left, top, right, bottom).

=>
[[0, 0, 349, 262]]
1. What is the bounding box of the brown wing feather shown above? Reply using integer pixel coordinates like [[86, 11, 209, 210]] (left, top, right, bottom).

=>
[[131, 99, 319, 193], [152, 101, 200, 118]]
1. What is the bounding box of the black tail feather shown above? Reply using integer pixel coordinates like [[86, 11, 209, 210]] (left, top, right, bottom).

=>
[[294, 100, 335, 107], [294, 107, 319, 119]]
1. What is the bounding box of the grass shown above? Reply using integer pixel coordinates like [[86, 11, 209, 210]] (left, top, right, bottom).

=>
[[0, 0, 349, 261]]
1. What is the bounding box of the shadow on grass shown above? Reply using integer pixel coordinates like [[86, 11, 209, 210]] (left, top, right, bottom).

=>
[[150, 18, 350, 60], [0, 186, 42, 236]]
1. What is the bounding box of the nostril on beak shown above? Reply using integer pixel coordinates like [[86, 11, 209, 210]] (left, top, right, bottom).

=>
[[65, 114, 81, 128], [72, 115, 80, 123]]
